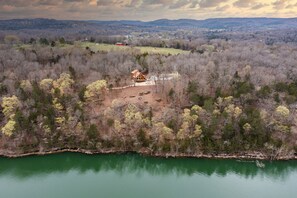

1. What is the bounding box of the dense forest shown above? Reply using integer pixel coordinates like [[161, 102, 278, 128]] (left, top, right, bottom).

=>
[[2, 18, 297, 46], [1, 25, 297, 159]]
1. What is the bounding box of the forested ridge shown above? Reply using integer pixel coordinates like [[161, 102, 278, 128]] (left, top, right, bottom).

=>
[[1, 35, 297, 159]]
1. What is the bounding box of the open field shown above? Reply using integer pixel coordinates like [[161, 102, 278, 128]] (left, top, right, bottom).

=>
[[13, 42, 189, 55], [79, 42, 190, 55], [15, 43, 74, 51]]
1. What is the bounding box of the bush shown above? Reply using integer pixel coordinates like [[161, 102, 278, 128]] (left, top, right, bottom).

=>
[[215, 87, 222, 98], [285, 95, 296, 104], [222, 123, 236, 140], [274, 93, 280, 103], [187, 81, 197, 94], [44, 106, 56, 131], [32, 82, 53, 106], [274, 82, 297, 94], [14, 110, 30, 133], [242, 107, 268, 148], [189, 94, 209, 106], [29, 38, 36, 44], [0, 83, 8, 95], [59, 37, 66, 44], [257, 86, 271, 98], [233, 81, 254, 98], [203, 98, 214, 112], [107, 118, 114, 127], [39, 38, 49, 45], [294, 146, 297, 153], [201, 137, 216, 153], [68, 66, 76, 80], [137, 129, 149, 147], [78, 86, 87, 102], [168, 88, 175, 99], [166, 119, 177, 131], [274, 82, 288, 92], [288, 83, 297, 96], [87, 124, 99, 140], [161, 141, 171, 152]]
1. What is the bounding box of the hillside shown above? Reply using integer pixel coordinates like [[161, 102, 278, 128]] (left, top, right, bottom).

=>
[[1, 18, 297, 31]]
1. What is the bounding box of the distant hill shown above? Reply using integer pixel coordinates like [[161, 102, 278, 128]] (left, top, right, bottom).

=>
[[0, 18, 89, 30], [150, 18, 297, 30], [88, 18, 297, 30], [1, 18, 297, 31]]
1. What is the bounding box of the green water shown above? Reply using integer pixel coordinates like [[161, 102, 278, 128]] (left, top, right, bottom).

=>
[[0, 153, 296, 198]]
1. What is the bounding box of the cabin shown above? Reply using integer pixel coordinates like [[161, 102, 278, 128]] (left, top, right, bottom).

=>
[[131, 69, 146, 82]]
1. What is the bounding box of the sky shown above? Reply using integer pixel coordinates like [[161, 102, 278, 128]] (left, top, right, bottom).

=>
[[0, 0, 296, 21]]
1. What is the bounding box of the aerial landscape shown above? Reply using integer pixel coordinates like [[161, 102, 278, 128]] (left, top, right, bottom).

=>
[[1, 0, 297, 197]]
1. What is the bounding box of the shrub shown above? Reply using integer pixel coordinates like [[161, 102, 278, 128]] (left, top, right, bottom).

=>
[[257, 86, 271, 98], [189, 94, 209, 106], [203, 98, 214, 112], [274, 82, 288, 92], [59, 37, 66, 44], [0, 83, 8, 95], [222, 123, 236, 140], [14, 110, 30, 132], [294, 146, 297, 153], [39, 38, 49, 45], [32, 82, 53, 106], [187, 81, 197, 94], [288, 83, 297, 96], [274, 93, 280, 103], [107, 118, 114, 127], [1, 95, 20, 118], [44, 106, 56, 132], [166, 119, 177, 131], [87, 124, 99, 140], [275, 105, 290, 118], [215, 87, 222, 98], [137, 129, 149, 147], [68, 66, 76, 80], [78, 86, 87, 102], [53, 73, 74, 95], [84, 80, 107, 103], [274, 82, 297, 94], [168, 88, 175, 99], [285, 95, 296, 104], [1, 120, 16, 136], [233, 81, 254, 98]]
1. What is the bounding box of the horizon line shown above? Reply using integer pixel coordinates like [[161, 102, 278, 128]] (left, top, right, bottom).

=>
[[0, 16, 297, 22]]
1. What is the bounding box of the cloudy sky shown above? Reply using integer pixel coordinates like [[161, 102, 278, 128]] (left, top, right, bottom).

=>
[[0, 0, 297, 21]]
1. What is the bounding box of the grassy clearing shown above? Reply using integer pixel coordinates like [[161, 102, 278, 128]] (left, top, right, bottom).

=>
[[79, 42, 189, 55], [16, 43, 73, 50], [13, 42, 189, 55], [19, 44, 31, 49]]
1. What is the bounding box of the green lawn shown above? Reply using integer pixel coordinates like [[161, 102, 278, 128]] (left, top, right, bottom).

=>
[[79, 42, 189, 55], [13, 42, 189, 55], [16, 43, 72, 50]]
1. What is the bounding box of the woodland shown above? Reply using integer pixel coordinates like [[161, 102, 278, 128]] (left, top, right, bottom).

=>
[[1, 31, 297, 159]]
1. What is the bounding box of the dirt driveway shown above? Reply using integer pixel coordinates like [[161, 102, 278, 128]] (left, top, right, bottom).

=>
[[105, 85, 166, 111]]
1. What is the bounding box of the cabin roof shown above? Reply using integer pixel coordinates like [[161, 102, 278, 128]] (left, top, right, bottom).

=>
[[131, 69, 146, 80], [131, 69, 139, 74]]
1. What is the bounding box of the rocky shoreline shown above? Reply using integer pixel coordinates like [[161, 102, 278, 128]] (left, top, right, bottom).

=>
[[1, 148, 297, 160]]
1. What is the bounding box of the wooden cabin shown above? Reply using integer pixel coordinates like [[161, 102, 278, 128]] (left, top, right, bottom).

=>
[[131, 69, 146, 82]]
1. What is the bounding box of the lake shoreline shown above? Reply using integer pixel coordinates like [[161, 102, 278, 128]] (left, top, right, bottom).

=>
[[1, 148, 297, 161]]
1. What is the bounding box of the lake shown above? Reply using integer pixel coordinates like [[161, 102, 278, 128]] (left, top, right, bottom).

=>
[[0, 153, 296, 198]]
